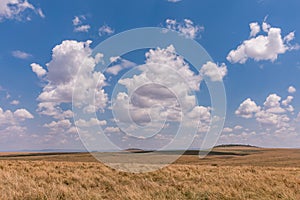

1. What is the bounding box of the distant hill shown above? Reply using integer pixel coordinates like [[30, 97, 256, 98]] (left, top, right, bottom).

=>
[[124, 144, 259, 153], [124, 148, 153, 153], [214, 144, 259, 148], [16, 149, 88, 153]]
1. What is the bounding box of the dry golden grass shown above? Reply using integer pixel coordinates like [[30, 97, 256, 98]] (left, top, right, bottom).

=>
[[0, 147, 300, 200]]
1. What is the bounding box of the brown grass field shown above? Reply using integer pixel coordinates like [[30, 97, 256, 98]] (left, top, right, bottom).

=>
[[0, 146, 300, 200]]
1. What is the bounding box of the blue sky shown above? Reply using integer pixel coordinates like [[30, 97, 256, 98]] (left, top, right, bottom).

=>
[[0, 0, 300, 151]]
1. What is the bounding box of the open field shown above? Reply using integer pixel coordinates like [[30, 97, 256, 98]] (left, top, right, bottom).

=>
[[0, 147, 300, 200]]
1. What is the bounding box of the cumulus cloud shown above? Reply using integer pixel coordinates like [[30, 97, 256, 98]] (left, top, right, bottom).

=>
[[0, 0, 44, 21], [262, 94, 285, 114], [235, 98, 261, 118], [0, 107, 28, 147], [227, 21, 298, 64], [72, 16, 83, 26], [0, 107, 33, 137], [223, 127, 233, 133], [0, 107, 33, 125], [12, 50, 32, 59], [76, 118, 107, 127], [112, 45, 212, 136], [164, 18, 204, 39], [74, 25, 90, 32], [234, 125, 243, 130], [106, 58, 136, 75], [72, 15, 90, 33], [43, 119, 72, 134], [286, 105, 294, 113], [14, 109, 34, 120], [282, 96, 293, 106], [31, 40, 108, 119], [10, 100, 19, 105], [249, 22, 260, 37], [288, 86, 296, 94], [30, 63, 47, 78], [262, 21, 270, 32], [200, 61, 227, 82], [118, 45, 203, 92], [264, 94, 281, 108], [104, 126, 120, 133], [99, 25, 114, 36], [187, 106, 211, 121], [255, 110, 288, 126], [188, 106, 211, 133], [236, 92, 295, 128], [284, 31, 295, 43]]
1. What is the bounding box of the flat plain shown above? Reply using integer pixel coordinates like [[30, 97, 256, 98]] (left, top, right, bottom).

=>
[[0, 146, 300, 200]]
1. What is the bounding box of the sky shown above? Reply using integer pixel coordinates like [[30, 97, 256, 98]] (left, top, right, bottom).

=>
[[0, 0, 300, 151]]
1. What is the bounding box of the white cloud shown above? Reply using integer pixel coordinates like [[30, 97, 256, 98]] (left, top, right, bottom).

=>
[[66, 126, 77, 134], [43, 119, 72, 134], [74, 25, 90, 32], [288, 86, 296, 94], [282, 96, 293, 106], [45, 119, 70, 129], [255, 110, 285, 125], [106, 58, 136, 75], [234, 125, 243, 130], [37, 103, 73, 120], [296, 112, 300, 121], [104, 126, 120, 133], [12, 50, 32, 59], [36, 8, 44, 18], [200, 61, 227, 82], [165, 18, 204, 39], [227, 88, 300, 146], [249, 22, 260, 37], [72, 15, 90, 33], [284, 31, 295, 43], [235, 98, 261, 118], [99, 25, 114, 36], [227, 22, 298, 64], [14, 109, 34, 120], [265, 106, 286, 114], [263, 93, 286, 114], [0, 107, 33, 126], [31, 40, 108, 119], [167, 0, 182, 2], [109, 56, 120, 63], [262, 22, 270, 32], [223, 127, 233, 133], [72, 16, 82, 26], [236, 93, 295, 129], [112, 45, 212, 136], [30, 63, 47, 78], [0, 107, 34, 140], [264, 93, 281, 108], [286, 105, 294, 113], [10, 100, 19, 105], [187, 106, 211, 122], [0, 0, 44, 21], [76, 118, 107, 127], [119, 45, 202, 92], [0, 108, 14, 126]]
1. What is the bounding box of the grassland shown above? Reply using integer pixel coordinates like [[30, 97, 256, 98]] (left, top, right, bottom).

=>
[[0, 146, 300, 200]]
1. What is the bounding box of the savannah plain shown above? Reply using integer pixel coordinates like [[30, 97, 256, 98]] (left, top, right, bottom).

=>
[[0, 146, 300, 200]]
